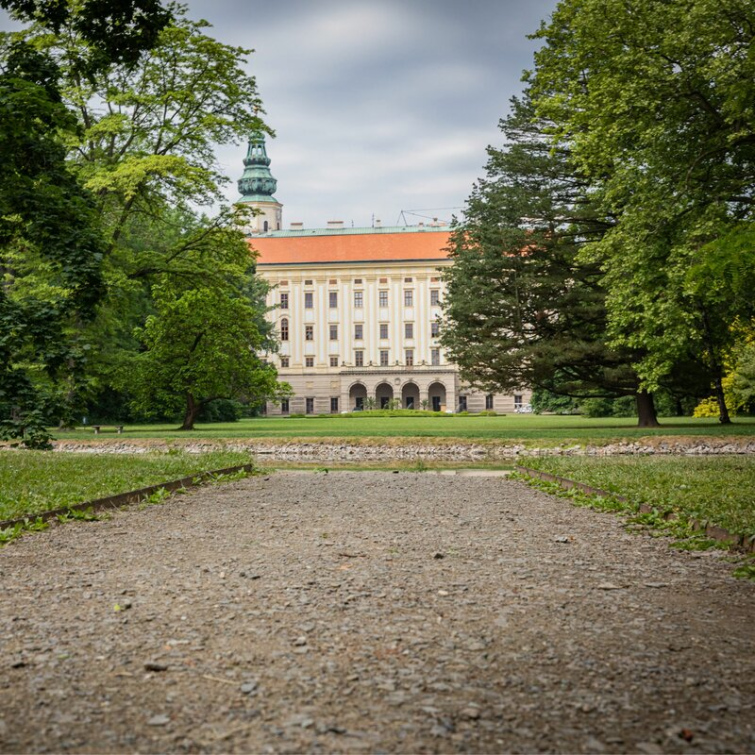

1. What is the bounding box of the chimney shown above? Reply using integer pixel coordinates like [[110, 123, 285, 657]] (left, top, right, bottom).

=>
[[327, 220, 344, 229], [290, 221, 304, 230], [375, 218, 382, 228]]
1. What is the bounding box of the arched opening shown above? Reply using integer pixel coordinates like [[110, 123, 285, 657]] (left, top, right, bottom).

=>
[[428, 381, 446, 412], [263, 220, 269, 232], [375, 382, 394, 409], [349, 383, 367, 411], [401, 382, 420, 409]]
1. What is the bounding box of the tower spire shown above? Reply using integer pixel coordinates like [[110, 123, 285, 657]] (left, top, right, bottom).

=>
[[236, 131, 283, 234]]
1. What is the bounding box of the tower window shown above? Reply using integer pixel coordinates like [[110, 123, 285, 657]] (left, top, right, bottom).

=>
[[329, 291, 338, 308], [329, 324, 338, 340], [405, 323, 414, 339], [354, 323, 363, 340], [430, 289, 440, 306]]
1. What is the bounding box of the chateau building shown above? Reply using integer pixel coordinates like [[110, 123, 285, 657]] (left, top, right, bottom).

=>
[[238, 133, 530, 415]]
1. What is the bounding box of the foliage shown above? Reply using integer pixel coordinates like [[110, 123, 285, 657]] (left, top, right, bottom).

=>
[[528, 0, 755, 422], [439, 95, 683, 428], [128, 279, 290, 430]]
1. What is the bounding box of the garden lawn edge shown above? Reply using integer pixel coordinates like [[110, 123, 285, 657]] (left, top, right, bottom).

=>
[[515, 465, 755, 554], [0, 463, 256, 529]]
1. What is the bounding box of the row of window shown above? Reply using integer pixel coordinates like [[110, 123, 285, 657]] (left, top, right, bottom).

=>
[[280, 320, 440, 342], [280, 289, 441, 310], [279, 349, 442, 369]]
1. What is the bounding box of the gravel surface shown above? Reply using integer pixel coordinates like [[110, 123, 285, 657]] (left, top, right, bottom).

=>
[[0, 471, 753, 754]]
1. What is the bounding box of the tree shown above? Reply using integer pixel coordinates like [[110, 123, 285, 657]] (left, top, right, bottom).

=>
[[440, 96, 688, 427], [130, 277, 290, 431], [0, 0, 171, 447], [528, 0, 755, 422]]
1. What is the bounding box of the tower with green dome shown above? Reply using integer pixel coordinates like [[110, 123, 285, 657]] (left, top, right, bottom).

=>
[[237, 131, 283, 235]]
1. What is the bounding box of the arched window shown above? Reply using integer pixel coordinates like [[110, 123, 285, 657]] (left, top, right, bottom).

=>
[[263, 220, 269, 232], [280, 318, 289, 341]]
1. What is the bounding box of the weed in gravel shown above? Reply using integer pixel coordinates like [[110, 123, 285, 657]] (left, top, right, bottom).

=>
[[56, 507, 102, 523]]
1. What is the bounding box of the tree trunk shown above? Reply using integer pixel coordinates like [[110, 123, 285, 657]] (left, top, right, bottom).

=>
[[635, 390, 660, 428], [180, 392, 200, 430], [713, 375, 731, 424]]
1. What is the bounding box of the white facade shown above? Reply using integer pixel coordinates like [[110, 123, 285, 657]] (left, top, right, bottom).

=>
[[254, 227, 530, 415]]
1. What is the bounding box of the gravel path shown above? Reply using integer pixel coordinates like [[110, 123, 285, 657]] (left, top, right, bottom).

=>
[[1, 472, 753, 754]]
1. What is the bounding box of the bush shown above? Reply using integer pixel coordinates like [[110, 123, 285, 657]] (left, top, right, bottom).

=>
[[693, 397, 721, 418], [197, 399, 244, 423], [478, 410, 498, 416]]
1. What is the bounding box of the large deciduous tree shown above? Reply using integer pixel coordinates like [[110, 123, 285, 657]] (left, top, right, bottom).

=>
[[0, 0, 172, 447], [528, 0, 755, 422]]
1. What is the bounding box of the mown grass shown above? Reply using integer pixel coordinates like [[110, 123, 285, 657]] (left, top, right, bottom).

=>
[[521, 455, 755, 538], [52, 414, 755, 444], [0, 450, 255, 521]]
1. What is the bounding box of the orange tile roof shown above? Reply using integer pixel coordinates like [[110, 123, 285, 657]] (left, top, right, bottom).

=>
[[250, 229, 451, 266]]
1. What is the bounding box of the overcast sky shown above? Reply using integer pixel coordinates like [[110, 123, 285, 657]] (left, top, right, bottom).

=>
[[3, 0, 561, 229], [188, 0, 560, 229]]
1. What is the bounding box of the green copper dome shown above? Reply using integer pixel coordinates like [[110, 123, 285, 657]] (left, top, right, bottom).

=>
[[237, 131, 278, 202]]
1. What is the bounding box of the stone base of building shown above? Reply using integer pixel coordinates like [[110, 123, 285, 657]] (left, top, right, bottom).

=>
[[265, 367, 530, 415]]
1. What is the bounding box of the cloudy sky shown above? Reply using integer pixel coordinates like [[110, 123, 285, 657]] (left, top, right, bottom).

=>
[[2, 0, 561, 229], [186, 0, 560, 229]]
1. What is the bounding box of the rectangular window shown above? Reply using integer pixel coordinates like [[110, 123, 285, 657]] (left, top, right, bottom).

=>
[[380, 350, 389, 366], [354, 323, 363, 340], [431, 348, 440, 366], [430, 276, 440, 283], [486, 394, 494, 410], [280, 319, 289, 341], [430, 289, 440, 306], [281, 399, 289, 414], [431, 321, 440, 337], [354, 278, 363, 285], [305, 325, 314, 341], [280, 356, 289, 368], [379, 323, 388, 339], [458, 395, 468, 411], [280, 292, 289, 310], [405, 349, 414, 366], [329, 291, 338, 308], [329, 278, 337, 285], [354, 350, 364, 367], [330, 355, 339, 367], [404, 277, 413, 283], [330, 397, 339, 413], [405, 323, 414, 339], [354, 291, 363, 308], [304, 279, 313, 286], [306, 397, 314, 414], [379, 290, 389, 308], [514, 394, 523, 407], [404, 290, 413, 307], [304, 292, 313, 309], [329, 324, 338, 340], [305, 356, 314, 368], [379, 277, 388, 284]]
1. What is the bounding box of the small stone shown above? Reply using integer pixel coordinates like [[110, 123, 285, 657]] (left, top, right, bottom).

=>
[[147, 714, 170, 727], [554, 535, 570, 543], [438, 590, 449, 597], [292, 636, 307, 646], [144, 661, 169, 672], [240, 681, 258, 694], [461, 707, 481, 720], [597, 582, 623, 590]]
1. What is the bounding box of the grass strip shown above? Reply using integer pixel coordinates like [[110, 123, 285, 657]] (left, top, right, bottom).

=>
[[0, 449, 256, 521], [46, 414, 755, 443], [519, 455, 755, 539]]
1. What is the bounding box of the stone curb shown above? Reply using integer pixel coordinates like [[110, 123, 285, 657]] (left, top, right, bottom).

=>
[[515, 465, 755, 554], [0, 463, 256, 530]]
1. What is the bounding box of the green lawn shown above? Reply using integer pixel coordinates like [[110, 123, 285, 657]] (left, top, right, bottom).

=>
[[52, 413, 755, 444], [0, 450, 255, 521], [521, 455, 755, 538]]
